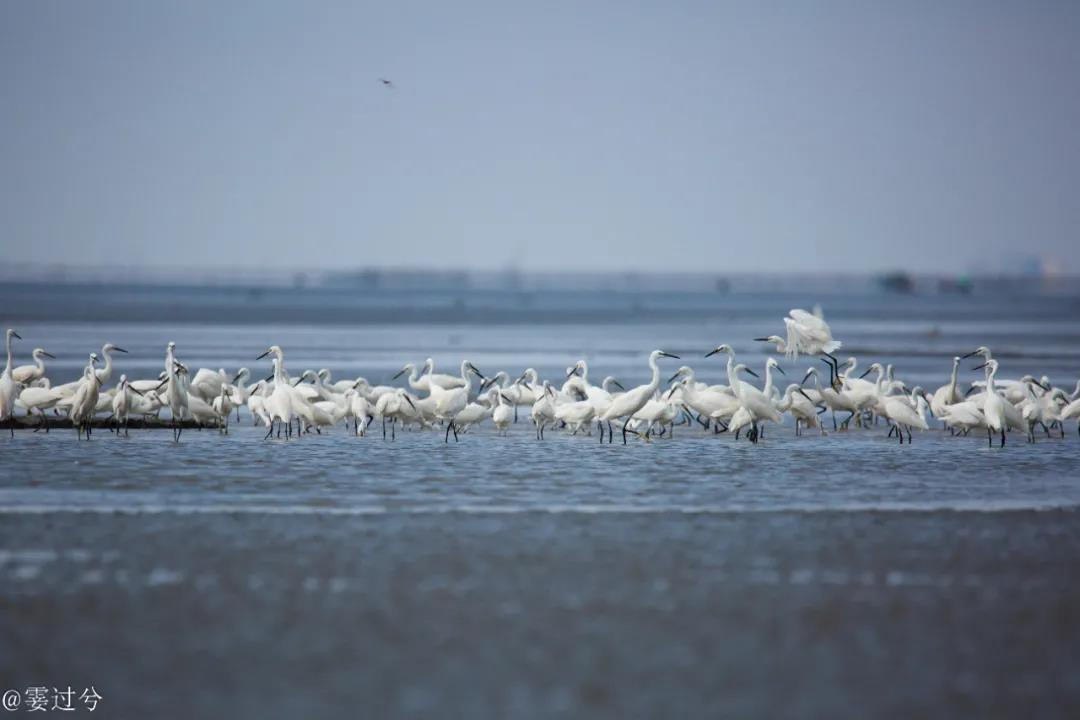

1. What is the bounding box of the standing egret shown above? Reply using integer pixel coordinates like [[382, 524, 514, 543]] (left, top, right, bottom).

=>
[[883, 387, 930, 444], [530, 382, 558, 439], [111, 374, 144, 437], [164, 342, 189, 441], [705, 345, 776, 443], [974, 359, 1008, 447], [419, 358, 468, 390], [191, 368, 229, 403], [778, 384, 823, 436], [17, 379, 64, 432], [95, 343, 128, 384], [492, 391, 514, 435], [930, 357, 964, 425], [430, 360, 485, 442], [70, 356, 102, 440], [12, 348, 56, 385], [598, 350, 680, 444], [0, 329, 22, 436]]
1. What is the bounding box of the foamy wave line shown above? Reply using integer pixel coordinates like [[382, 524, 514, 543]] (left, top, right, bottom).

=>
[[0, 500, 1075, 516]]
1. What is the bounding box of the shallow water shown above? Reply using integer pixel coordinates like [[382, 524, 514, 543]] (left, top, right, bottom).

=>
[[3, 284, 1079, 514], [2, 283, 1080, 718]]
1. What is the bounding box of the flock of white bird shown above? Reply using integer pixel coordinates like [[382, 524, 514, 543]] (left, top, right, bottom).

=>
[[2, 308, 1079, 447]]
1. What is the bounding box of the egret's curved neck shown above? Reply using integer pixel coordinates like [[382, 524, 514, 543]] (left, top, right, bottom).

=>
[[3, 334, 12, 376], [949, 361, 959, 390], [165, 347, 178, 381], [764, 364, 776, 395], [460, 363, 473, 393], [986, 365, 997, 394], [724, 353, 739, 396], [99, 348, 114, 381], [645, 354, 662, 394]]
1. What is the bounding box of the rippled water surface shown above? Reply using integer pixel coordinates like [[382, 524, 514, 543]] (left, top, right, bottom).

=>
[[3, 285, 1080, 719], [3, 285, 1079, 513]]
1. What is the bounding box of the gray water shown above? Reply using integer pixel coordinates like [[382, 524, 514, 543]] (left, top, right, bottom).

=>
[[2, 282, 1080, 718]]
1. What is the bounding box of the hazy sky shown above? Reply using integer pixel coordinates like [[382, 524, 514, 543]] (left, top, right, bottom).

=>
[[2, 1, 1079, 275]]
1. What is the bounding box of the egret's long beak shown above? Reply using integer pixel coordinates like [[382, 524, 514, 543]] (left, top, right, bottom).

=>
[[130, 386, 146, 396], [667, 371, 683, 384], [972, 362, 988, 371], [858, 367, 873, 379], [392, 368, 407, 379], [659, 352, 680, 359], [264, 374, 274, 382], [775, 365, 786, 376], [403, 395, 416, 410], [11, 331, 22, 340], [665, 387, 677, 399], [753, 337, 770, 342], [256, 350, 271, 360], [42, 351, 57, 359], [744, 368, 759, 378], [961, 350, 980, 359], [500, 393, 513, 404], [566, 367, 577, 378], [612, 379, 626, 391], [292, 376, 305, 386], [797, 388, 815, 404], [114, 347, 129, 354], [1036, 380, 1051, 392], [468, 364, 485, 379], [801, 370, 813, 385], [705, 348, 721, 358], [520, 381, 533, 391], [232, 372, 243, 383]]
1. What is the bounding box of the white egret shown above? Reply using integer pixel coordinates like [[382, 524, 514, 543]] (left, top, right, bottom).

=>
[[778, 384, 823, 436], [12, 348, 56, 386], [419, 358, 467, 390], [164, 341, 189, 441], [17, 379, 65, 432], [429, 360, 484, 442], [883, 387, 930, 444], [706, 345, 775, 443], [530, 382, 558, 439], [492, 390, 514, 435], [95, 343, 128, 384], [597, 349, 679, 444], [256, 346, 295, 440], [70, 356, 102, 440], [0, 329, 22, 436], [974, 359, 1008, 447]]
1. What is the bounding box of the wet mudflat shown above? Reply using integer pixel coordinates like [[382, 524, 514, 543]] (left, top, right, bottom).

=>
[[2, 506, 1080, 718]]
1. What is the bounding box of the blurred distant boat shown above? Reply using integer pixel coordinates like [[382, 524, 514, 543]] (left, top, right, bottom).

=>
[[877, 272, 914, 294], [938, 276, 973, 295]]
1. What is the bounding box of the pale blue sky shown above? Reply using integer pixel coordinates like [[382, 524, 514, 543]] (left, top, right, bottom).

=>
[[2, 0, 1078, 274]]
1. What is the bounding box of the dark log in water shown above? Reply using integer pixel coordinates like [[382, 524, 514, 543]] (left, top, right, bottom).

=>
[[0, 416, 211, 431]]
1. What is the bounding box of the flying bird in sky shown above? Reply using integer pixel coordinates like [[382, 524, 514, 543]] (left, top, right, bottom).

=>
[[379, 78, 394, 89]]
